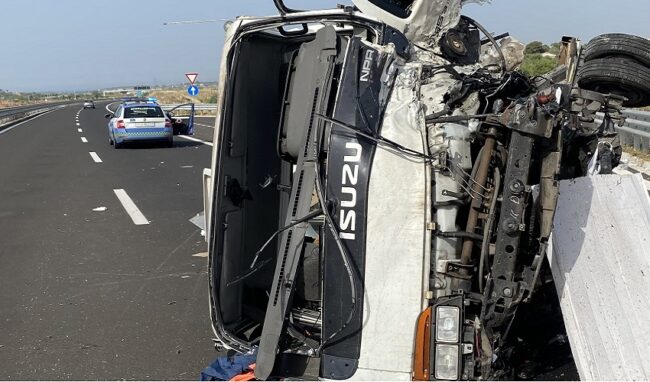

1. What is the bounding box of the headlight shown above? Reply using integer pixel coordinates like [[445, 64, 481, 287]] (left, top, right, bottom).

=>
[[434, 344, 459, 380], [435, 306, 460, 343]]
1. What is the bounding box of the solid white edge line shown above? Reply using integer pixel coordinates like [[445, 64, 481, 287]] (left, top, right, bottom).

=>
[[0, 109, 59, 136], [113, 189, 149, 225], [89, 152, 102, 163], [106, 102, 117, 113], [81, 137, 88, 143], [177, 135, 213, 146]]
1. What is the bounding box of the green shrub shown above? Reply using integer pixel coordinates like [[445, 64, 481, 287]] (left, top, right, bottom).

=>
[[520, 53, 557, 76], [524, 41, 548, 55]]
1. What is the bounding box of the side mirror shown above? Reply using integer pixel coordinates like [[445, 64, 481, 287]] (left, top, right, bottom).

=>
[[105, 113, 113, 119], [167, 112, 174, 118]]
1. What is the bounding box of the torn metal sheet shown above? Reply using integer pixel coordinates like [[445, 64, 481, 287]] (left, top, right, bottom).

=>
[[353, 0, 490, 45], [549, 173, 650, 380], [480, 36, 525, 71]]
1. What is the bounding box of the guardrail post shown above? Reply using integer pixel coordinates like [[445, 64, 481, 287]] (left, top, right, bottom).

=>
[[618, 131, 626, 146], [634, 135, 641, 152]]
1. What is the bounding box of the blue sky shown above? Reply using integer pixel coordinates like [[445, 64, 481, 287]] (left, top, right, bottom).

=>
[[1, 0, 648, 92]]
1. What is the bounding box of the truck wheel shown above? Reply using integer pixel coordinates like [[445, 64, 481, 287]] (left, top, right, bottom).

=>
[[584, 33, 650, 67], [578, 56, 650, 107]]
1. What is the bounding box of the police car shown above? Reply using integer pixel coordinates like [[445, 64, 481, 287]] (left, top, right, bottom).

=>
[[105, 98, 173, 148]]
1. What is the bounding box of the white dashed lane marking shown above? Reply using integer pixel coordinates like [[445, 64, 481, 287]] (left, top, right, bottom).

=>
[[113, 189, 150, 226], [81, 137, 88, 143], [89, 152, 102, 163]]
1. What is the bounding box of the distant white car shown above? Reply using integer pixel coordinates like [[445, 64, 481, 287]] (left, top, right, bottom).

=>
[[83, 100, 95, 109]]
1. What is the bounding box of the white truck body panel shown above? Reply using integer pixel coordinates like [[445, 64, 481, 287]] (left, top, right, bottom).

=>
[[356, 63, 429, 378], [549, 173, 650, 380]]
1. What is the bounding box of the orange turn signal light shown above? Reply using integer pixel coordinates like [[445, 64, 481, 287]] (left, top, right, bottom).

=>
[[413, 307, 433, 381]]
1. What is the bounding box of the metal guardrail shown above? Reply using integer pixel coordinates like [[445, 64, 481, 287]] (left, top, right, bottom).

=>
[[0, 101, 78, 128], [616, 110, 650, 153], [105, 102, 217, 114], [160, 104, 217, 112]]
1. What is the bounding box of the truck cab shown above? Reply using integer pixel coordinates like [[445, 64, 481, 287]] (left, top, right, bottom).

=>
[[201, 1, 645, 379]]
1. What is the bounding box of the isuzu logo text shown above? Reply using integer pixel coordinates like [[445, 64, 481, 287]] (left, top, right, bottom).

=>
[[360, 50, 374, 82], [339, 142, 362, 240]]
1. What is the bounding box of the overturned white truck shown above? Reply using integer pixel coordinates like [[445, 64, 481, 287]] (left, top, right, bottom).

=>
[[201, 0, 650, 379]]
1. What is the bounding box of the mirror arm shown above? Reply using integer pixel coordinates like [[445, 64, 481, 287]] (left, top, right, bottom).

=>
[[272, 0, 302, 16]]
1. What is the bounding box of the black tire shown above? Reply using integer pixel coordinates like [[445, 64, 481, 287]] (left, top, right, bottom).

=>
[[114, 140, 122, 149], [167, 138, 173, 148], [109, 137, 114, 145], [578, 56, 650, 107], [584, 33, 650, 67]]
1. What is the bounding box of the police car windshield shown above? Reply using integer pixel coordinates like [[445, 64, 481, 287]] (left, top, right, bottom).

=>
[[124, 106, 164, 119]]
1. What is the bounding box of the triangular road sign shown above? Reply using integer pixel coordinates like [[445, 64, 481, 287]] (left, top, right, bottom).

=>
[[186, 73, 198, 84]]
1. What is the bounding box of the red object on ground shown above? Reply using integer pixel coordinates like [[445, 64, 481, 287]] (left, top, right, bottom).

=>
[[229, 363, 256, 381]]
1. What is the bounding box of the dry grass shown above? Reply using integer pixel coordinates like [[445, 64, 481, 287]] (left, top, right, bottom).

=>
[[623, 146, 650, 161], [102, 87, 219, 115], [148, 87, 218, 105], [0, 100, 26, 108], [146, 87, 219, 116]]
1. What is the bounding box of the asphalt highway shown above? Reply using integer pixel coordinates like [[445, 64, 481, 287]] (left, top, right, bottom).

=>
[[0, 102, 217, 379]]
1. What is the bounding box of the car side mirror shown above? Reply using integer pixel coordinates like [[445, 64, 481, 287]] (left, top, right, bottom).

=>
[[105, 113, 113, 119]]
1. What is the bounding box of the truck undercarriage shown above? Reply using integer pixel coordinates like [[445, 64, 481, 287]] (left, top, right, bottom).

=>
[[205, 1, 650, 380]]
